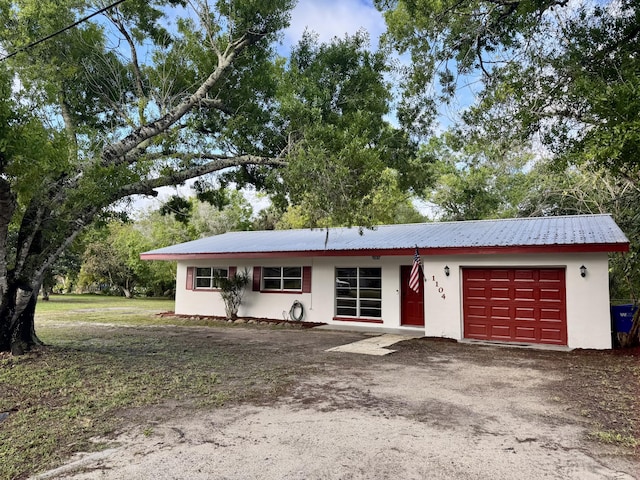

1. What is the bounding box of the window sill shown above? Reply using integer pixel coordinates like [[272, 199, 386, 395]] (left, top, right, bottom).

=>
[[332, 316, 383, 324], [259, 290, 304, 294]]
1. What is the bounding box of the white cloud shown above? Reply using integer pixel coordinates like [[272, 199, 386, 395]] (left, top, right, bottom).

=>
[[283, 0, 386, 51]]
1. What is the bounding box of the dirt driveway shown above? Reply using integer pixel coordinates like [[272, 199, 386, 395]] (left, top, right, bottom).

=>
[[34, 325, 639, 480]]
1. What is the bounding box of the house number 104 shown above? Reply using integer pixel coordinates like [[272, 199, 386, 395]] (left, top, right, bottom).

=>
[[432, 275, 446, 299]]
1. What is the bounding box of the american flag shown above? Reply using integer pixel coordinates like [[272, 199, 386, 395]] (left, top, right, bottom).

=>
[[409, 247, 422, 294]]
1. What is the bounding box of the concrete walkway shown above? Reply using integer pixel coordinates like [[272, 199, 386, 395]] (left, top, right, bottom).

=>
[[324, 333, 416, 355]]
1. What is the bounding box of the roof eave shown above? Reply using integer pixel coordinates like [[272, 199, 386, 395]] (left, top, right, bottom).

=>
[[140, 242, 630, 261]]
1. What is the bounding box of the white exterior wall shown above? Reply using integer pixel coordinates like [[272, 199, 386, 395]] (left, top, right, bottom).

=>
[[174, 251, 613, 349], [175, 260, 316, 321], [175, 260, 227, 317], [174, 256, 402, 325]]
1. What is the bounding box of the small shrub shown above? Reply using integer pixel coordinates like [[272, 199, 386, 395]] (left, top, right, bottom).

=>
[[216, 269, 250, 320]]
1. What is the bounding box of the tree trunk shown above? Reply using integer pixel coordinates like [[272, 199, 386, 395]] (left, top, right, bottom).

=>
[[0, 279, 42, 354], [0, 184, 21, 352], [10, 290, 41, 355]]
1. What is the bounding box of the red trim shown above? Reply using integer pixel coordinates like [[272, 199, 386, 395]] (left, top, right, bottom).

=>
[[332, 316, 384, 324], [185, 267, 194, 290], [251, 266, 310, 293], [302, 266, 312, 293], [229, 266, 237, 277], [142, 242, 628, 261], [252, 266, 261, 291]]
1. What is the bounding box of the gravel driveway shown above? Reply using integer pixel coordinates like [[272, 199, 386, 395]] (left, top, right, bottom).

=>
[[34, 327, 639, 480]]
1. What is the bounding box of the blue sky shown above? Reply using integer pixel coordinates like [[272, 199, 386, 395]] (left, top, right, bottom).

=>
[[284, 0, 386, 48]]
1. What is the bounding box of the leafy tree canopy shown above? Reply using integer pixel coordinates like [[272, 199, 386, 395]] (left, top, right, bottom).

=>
[[376, 0, 640, 180], [267, 31, 431, 227], [420, 132, 533, 221]]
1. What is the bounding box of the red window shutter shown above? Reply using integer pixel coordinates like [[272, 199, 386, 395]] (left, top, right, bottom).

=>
[[228, 266, 237, 278], [302, 266, 312, 293], [252, 266, 261, 291], [186, 267, 194, 290]]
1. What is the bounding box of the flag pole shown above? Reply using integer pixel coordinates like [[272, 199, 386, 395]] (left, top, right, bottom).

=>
[[415, 244, 425, 277]]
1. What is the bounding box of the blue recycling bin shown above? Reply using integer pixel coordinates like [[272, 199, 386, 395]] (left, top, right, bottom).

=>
[[610, 304, 638, 334]]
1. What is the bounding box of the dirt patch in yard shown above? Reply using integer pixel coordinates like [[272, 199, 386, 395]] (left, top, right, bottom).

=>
[[395, 338, 640, 446], [21, 322, 640, 479]]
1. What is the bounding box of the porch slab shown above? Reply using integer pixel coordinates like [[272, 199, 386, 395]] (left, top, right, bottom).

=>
[[325, 333, 418, 356]]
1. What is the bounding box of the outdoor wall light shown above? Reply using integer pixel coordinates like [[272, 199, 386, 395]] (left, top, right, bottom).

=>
[[580, 265, 587, 277], [444, 265, 450, 277]]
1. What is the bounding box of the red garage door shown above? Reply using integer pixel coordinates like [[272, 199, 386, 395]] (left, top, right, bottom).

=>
[[463, 268, 567, 346]]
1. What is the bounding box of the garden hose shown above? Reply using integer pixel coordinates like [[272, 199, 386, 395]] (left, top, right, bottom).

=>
[[289, 300, 304, 321]]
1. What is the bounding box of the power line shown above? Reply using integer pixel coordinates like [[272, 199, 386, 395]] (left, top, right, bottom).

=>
[[0, 0, 128, 62]]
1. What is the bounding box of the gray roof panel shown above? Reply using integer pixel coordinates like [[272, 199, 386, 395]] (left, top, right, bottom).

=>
[[142, 214, 629, 257]]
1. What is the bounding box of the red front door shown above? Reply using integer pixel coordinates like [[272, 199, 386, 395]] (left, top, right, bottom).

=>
[[401, 265, 424, 326]]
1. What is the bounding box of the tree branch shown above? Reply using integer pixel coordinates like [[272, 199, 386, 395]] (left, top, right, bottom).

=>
[[0, 180, 16, 297], [33, 207, 100, 282], [107, 9, 146, 103], [14, 201, 47, 277], [117, 154, 287, 197], [101, 30, 259, 166], [199, 97, 234, 114], [59, 92, 78, 161]]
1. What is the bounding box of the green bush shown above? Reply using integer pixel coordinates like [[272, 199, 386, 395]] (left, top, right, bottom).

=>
[[217, 269, 250, 320]]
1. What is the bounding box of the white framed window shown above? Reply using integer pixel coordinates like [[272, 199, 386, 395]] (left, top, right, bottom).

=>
[[335, 267, 382, 318], [262, 267, 302, 291], [194, 267, 228, 289]]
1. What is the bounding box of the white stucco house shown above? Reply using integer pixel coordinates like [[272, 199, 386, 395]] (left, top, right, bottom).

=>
[[141, 214, 629, 350]]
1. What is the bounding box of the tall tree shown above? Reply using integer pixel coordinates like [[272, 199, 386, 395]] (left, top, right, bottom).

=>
[[159, 190, 255, 237], [0, 0, 294, 353], [376, 0, 640, 180], [77, 222, 149, 298], [518, 162, 640, 302], [277, 168, 426, 228], [268, 31, 428, 227], [420, 133, 533, 220]]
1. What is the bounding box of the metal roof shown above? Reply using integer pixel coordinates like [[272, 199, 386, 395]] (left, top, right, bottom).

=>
[[141, 214, 629, 259]]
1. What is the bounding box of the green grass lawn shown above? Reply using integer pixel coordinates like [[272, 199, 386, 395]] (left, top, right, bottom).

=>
[[35, 294, 175, 320], [36, 294, 174, 311], [0, 294, 294, 480]]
